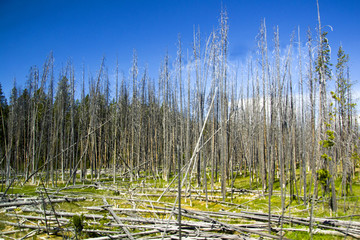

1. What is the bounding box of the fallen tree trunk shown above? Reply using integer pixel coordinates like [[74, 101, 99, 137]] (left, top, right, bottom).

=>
[[18, 204, 360, 239], [155, 206, 360, 239], [0, 197, 85, 208], [101, 198, 134, 240], [0, 220, 123, 235], [242, 211, 360, 228], [85, 206, 168, 215], [162, 208, 287, 240], [84, 230, 160, 240], [6, 213, 69, 223], [22, 208, 220, 229]]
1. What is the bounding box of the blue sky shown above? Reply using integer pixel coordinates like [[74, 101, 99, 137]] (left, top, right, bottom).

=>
[[0, 0, 359, 100]]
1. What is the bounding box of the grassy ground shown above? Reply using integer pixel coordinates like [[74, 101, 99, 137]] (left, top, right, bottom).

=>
[[0, 172, 359, 239]]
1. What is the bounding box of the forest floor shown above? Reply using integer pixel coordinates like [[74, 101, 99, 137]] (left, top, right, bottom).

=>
[[1, 173, 360, 240]]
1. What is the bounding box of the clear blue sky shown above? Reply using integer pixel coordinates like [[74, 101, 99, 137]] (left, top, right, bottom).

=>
[[1, 0, 359, 100]]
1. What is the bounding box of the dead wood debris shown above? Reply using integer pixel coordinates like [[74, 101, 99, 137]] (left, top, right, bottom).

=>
[[1, 184, 360, 239]]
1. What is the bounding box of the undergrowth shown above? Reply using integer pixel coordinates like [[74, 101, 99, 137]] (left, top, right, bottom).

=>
[[1, 171, 359, 239]]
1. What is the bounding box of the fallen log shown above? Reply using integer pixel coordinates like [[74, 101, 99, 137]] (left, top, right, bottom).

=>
[[162, 232, 257, 240], [163, 206, 358, 239], [167, 208, 287, 240], [150, 205, 246, 220], [84, 230, 160, 240], [22, 205, 360, 239], [242, 211, 360, 230], [59, 184, 98, 191], [197, 216, 286, 240], [136, 187, 255, 194], [239, 211, 360, 238], [85, 206, 168, 215], [6, 213, 69, 223], [0, 220, 66, 232], [0, 220, 125, 235], [134, 193, 224, 199], [330, 214, 360, 219], [0, 197, 86, 208], [22, 208, 219, 229], [19, 230, 38, 240], [0, 229, 24, 235], [101, 198, 134, 240], [147, 205, 360, 238]]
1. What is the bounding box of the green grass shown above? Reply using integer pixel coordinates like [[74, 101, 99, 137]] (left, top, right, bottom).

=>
[[6, 184, 38, 196], [1, 171, 359, 239]]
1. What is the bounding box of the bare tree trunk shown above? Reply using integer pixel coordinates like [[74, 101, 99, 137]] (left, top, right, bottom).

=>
[[298, 27, 307, 205], [220, 9, 228, 201], [113, 58, 119, 183], [260, 19, 268, 194]]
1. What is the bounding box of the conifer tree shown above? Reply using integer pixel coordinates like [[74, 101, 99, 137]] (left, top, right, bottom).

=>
[[335, 46, 355, 196], [0, 83, 8, 157], [0, 83, 9, 186]]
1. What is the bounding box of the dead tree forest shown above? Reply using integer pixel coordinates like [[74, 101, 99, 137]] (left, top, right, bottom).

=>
[[0, 6, 360, 240]]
